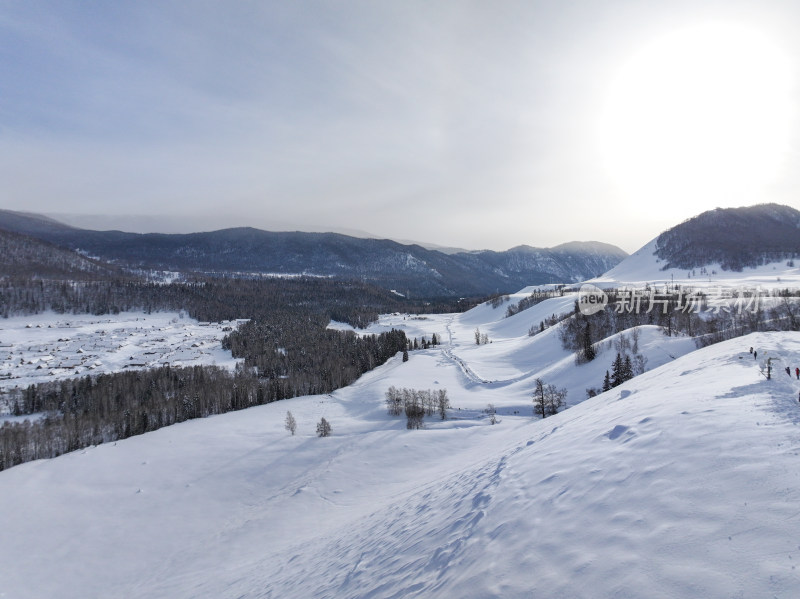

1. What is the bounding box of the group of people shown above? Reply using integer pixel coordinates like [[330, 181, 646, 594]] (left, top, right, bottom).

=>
[[749, 347, 800, 401]]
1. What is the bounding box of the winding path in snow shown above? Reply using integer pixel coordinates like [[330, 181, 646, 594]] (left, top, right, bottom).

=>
[[442, 315, 490, 385], [441, 315, 530, 386]]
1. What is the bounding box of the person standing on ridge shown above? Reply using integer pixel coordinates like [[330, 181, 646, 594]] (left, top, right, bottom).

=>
[[787, 366, 792, 377]]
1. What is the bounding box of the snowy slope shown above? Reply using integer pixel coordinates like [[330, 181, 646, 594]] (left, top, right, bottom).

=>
[[594, 238, 800, 288], [333, 295, 695, 404], [3, 291, 800, 599], [258, 333, 800, 599]]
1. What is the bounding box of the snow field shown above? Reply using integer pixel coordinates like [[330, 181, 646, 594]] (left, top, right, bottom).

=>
[[3, 288, 800, 597]]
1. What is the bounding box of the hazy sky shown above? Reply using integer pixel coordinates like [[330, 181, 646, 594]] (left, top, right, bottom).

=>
[[2, 1, 799, 252]]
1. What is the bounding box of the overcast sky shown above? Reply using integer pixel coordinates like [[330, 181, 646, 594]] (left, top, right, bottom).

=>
[[2, 1, 799, 252]]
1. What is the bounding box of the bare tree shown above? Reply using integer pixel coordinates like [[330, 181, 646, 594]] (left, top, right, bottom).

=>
[[316, 417, 331, 437], [284, 411, 297, 436], [421, 389, 435, 416], [532, 378, 567, 419], [384, 386, 451, 425], [436, 389, 451, 420], [486, 403, 497, 425], [779, 295, 800, 330], [405, 394, 425, 429], [385, 386, 403, 416]]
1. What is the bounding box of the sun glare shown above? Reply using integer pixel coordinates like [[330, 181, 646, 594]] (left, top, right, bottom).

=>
[[598, 22, 794, 210]]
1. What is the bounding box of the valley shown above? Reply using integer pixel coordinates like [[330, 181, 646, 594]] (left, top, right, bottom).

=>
[[2, 285, 800, 598], [2, 203, 800, 598], [7, 3, 800, 595]]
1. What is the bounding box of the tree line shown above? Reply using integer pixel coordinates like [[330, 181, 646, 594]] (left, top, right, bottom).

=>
[[560, 288, 800, 357], [385, 386, 451, 428], [0, 276, 437, 471], [555, 288, 800, 397]]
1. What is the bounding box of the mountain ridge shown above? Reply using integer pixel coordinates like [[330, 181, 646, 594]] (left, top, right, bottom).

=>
[[0, 210, 627, 296]]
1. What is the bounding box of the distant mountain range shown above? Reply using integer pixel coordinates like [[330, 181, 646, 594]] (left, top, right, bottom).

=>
[[0, 210, 626, 297]]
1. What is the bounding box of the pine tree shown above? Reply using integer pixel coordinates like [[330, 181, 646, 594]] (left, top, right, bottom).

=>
[[402, 349, 409, 362], [622, 355, 634, 382], [610, 352, 624, 387], [581, 322, 596, 362], [602, 370, 612, 392]]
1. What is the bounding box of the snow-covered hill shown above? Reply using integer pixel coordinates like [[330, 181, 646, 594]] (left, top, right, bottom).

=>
[[594, 237, 800, 288], [592, 204, 800, 288], [3, 289, 800, 598]]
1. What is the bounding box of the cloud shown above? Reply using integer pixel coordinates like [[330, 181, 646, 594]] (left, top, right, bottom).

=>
[[2, 1, 799, 253]]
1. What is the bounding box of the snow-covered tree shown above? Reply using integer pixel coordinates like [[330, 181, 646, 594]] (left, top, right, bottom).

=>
[[316, 417, 331, 437], [284, 411, 297, 436]]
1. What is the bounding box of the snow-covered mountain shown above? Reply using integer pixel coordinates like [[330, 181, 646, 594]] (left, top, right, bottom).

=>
[[459, 241, 628, 285], [0, 209, 627, 297], [655, 203, 800, 271], [0, 228, 124, 279], [3, 290, 799, 598], [594, 203, 800, 287]]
